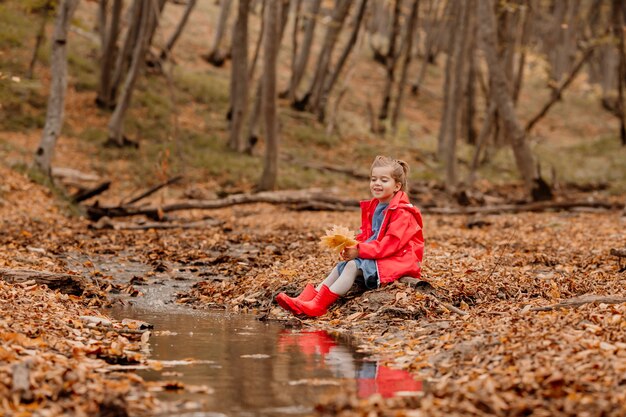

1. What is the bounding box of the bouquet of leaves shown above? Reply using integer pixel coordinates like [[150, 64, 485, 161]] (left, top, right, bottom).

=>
[[319, 225, 358, 253]]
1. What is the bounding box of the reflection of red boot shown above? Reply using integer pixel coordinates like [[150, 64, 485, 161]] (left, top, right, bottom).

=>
[[278, 330, 337, 356], [293, 285, 339, 317], [276, 284, 317, 315], [297, 331, 337, 356]]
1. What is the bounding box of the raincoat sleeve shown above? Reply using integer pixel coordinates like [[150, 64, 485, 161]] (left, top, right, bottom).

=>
[[357, 210, 419, 259]]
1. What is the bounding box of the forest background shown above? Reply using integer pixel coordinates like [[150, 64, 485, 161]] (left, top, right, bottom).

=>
[[1, 0, 626, 416], [1, 0, 625, 201]]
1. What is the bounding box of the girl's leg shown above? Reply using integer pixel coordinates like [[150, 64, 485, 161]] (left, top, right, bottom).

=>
[[328, 261, 360, 296], [317, 266, 340, 291]]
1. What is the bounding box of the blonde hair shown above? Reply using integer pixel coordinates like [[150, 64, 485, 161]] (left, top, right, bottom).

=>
[[370, 155, 410, 192]]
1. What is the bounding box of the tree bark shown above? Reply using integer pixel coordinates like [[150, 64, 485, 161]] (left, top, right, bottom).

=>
[[258, 0, 279, 191], [477, 0, 539, 194], [612, 0, 626, 145], [301, 0, 352, 114], [228, 0, 250, 152], [205, 0, 233, 66], [160, 0, 197, 61], [377, 0, 402, 126], [33, 0, 80, 176], [280, 0, 302, 99], [318, 0, 368, 122], [106, 0, 153, 147], [512, 0, 531, 105], [27, 0, 53, 79], [436, 3, 458, 161], [442, 0, 471, 190], [524, 45, 595, 134], [286, 0, 321, 102], [109, 1, 141, 106], [412, 0, 450, 94], [248, 0, 266, 83], [391, 0, 419, 133], [96, 0, 122, 109]]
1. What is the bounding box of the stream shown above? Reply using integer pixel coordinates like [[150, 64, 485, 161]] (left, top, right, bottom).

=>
[[65, 254, 423, 416]]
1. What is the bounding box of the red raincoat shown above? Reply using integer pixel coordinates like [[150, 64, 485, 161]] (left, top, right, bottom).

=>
[[355, 191, 424, 283]]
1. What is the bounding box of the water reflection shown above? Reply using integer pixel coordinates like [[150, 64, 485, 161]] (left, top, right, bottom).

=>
[[108, 300, 421, 416], [278, 330, 423, 398]]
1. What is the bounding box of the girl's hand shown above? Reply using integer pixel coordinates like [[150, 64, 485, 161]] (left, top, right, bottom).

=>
[[341, 246, 359, 260]]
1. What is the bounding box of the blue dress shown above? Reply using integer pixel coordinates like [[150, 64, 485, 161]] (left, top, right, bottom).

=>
[[336, 202, 388, 289]]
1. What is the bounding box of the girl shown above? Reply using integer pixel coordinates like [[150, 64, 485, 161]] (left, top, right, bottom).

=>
[[276, 155, 424, 317]]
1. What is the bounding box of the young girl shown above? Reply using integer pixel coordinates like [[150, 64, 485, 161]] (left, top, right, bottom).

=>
[[276, 155, 424, 317]]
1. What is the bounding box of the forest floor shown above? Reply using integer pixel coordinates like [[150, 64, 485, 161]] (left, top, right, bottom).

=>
[[1, 161, 625, 416], [1, 1, 626, 415]]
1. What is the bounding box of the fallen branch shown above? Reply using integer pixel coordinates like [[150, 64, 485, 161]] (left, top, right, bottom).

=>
[[426, 200, 623, 215], [530, 294, 626, 312], [90, 217, 223, 230], [72, 181, 111, 203], [399, 277, 468, 316], [121, 175, 183, 206], [87, 189, 360, 220], [0, 268, 88, 295], [90, 324, 149, 335]]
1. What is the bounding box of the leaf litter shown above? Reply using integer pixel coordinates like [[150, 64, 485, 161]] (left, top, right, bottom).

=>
[[1, 164, 626, 415]]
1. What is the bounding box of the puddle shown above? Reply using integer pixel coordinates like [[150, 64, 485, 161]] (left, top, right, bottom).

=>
[[64, 254, 422, 415]]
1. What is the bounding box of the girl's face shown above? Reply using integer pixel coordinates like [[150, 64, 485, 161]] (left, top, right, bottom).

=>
[[370, 166, 401, 203]]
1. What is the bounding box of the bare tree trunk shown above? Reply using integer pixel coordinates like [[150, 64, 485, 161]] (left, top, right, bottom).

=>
[[512, 0, 531, 104], [97, 0, 108, 46], [437, 3, 458, 161], [247, 0, 266, 83], [299, 0, 352, 113], [391, 0, 419, 133], [279, 0, 302, 98], [612, 0, 626, 145], [160, 0, 197, 61], [442, 0, 471, 190], [34, 0, 80, 176], [461, 27, 478, 145], [412, 0, 450, 94], [286, 0, 322, 102], [205, 0, 233, 66], [109, 1, 141, 106], [106, 0, 153, 147], [317, 0, 368, 122], [477, 0, 540, 195], [468, 102, 497, 185], [96, 0, 122, 109], [258, 0, 279, 191], [228, 0, 250, 152], [246, 0, 289, 153], [27, 0, 53, 79], [377, 0, 402, 127], [524, 45, 594, 134]]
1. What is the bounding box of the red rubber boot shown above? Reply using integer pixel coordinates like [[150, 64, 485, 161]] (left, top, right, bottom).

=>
[[292, 285, 339, 317], [276, 284, 317, 315]]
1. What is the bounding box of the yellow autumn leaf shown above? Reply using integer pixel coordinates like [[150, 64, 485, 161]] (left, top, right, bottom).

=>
[[319, 225, 358, 253]]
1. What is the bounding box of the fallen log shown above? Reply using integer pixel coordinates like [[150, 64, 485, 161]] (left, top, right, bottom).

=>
[[86, 189, 360, 220], [530, 294, 626, 312], [0, 268, 88, 295]]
